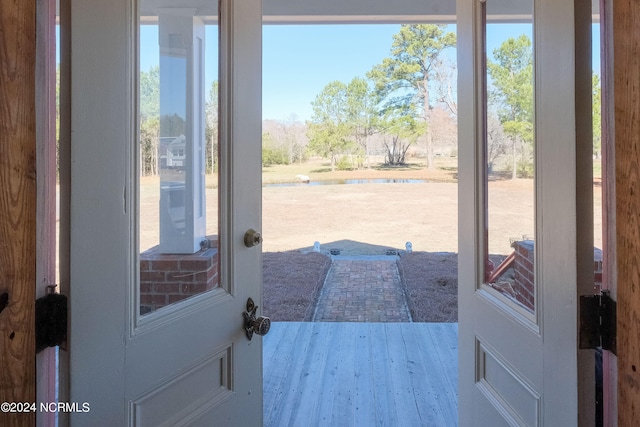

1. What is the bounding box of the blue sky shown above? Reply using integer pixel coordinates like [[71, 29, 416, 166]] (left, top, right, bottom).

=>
[[139, 23, 601, 122], [263, 23, 601, 121], [262, 25, 406, 122], [139, 24, 409, 121]]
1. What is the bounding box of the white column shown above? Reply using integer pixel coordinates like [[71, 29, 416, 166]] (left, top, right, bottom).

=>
[[158, 11, 206, 254]]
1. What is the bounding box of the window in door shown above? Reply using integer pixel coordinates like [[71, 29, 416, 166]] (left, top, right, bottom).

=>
[[138, 6, 220, 316], [481, 2, 536, 318]]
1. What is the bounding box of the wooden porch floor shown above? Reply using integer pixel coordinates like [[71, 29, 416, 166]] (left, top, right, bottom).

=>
[[263, 322, 458, 427]]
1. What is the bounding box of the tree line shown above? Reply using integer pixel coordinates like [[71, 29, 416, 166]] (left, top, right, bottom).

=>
[[485, 33, 601, 179], [137, 24, 602, 178], [305, 24, 456, 171]]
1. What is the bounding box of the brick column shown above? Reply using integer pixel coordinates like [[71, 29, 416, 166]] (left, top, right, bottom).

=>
[[139, 236, 219, 314]]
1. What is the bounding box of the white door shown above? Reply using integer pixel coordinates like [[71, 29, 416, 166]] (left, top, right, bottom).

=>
[[67, 0, 264, 424], [457, 0, 595, 425]]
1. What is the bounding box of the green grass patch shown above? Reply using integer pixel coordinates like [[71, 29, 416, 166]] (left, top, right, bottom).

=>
[[259, 157, 457, 184]]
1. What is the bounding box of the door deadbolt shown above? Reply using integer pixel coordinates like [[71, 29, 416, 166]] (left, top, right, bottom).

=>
[[244, 229, 263, 247], [243, 298, 271, 340]]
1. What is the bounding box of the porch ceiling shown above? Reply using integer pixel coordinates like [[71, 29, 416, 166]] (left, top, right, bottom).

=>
[[137, 0, 600, 24]]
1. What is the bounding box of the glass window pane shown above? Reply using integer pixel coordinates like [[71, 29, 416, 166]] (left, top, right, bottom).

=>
[[138, 6, 219, 316], [483, 0, 535, 313]]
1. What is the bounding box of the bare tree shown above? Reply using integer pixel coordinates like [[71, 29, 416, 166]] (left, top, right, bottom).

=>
[[383, 136, 412, 165], [434, 58, 458, 116], [378, 110, 425, 166], [205, 81, 219, 173], [430, 106, 457, 157], [487, 114, 509, 174], [263, 116, 309, 164], [140, 119, 159, 176]]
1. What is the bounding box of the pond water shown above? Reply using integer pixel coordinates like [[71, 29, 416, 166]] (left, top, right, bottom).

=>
[[263, 178, 428, 188]]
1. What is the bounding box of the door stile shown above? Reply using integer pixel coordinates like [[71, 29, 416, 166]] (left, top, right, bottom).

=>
[[573, 0, 597, 423], [69, 0, 134, 420], [536, 0, 594, 423], [598, 0, 617, 424], [35, 0, 59, 424], [217, 0, 265, 417], [57, 0, 71, 424], [457, 0, 485, 423]]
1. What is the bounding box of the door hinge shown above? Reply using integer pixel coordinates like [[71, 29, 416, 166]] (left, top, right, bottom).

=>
[[579, 290, 616, 355], [36, 285, 67, 353]]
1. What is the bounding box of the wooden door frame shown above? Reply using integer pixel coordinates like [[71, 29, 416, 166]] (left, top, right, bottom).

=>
[[0, 0, 58, 426], [0, 1, 37, 426], [613, 0, 640, 424]]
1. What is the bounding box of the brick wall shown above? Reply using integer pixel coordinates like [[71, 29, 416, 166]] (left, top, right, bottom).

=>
[[513, 240, 535, 311], [513, 241, 604, 312], [139, 236, 219, 314]]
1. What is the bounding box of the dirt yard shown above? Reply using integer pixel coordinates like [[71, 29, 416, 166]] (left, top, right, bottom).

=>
[[139, 161, 604, 322], [262, 251, 331, 321], [262, 180, 602, 255], [261, 178, 602, 322], [140, 160, 603, 255]]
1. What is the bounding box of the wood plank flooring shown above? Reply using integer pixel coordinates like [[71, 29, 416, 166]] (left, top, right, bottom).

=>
[[263, 322, 458, 427]]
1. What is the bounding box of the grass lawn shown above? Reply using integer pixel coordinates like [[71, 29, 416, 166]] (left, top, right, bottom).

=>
[[199, 156, 599, 189], [199, 155, 457, 189], [260, 156, 459, 185]]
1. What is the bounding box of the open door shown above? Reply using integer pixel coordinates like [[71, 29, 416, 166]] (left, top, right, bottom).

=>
[[66, 0, 264, 424], [458, 0, 594, 425]]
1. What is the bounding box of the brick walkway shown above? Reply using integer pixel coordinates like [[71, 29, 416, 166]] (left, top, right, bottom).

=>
[[312, 257, 412, 322]]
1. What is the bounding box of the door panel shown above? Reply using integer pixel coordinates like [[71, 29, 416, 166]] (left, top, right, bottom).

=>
[[69, 0, 263, 425], [475, 339, 540, 426], [458, 0, 594, 425]]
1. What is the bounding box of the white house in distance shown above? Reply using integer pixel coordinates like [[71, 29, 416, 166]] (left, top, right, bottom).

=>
[[159, 135, 187, 169]]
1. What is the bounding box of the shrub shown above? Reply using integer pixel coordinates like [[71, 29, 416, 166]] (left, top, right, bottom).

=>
[[336, 156, 353, 170], [262, 145, 289, 166], [517, 159, 534, 179]]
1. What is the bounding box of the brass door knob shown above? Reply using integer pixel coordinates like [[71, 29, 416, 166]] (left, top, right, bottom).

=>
[[249, 316, 271, 337], [243, 298, 270, 340], [244, 229, 263, 247]]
